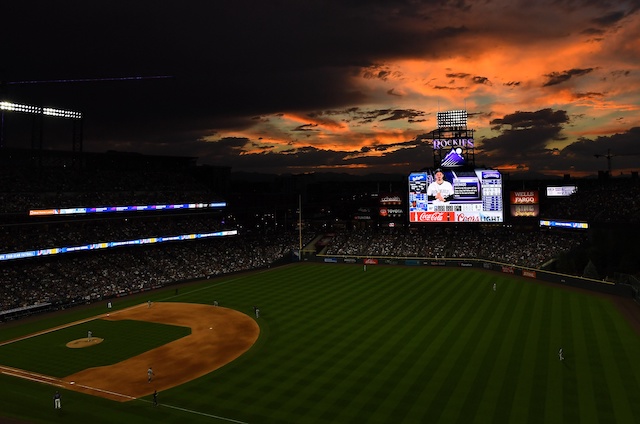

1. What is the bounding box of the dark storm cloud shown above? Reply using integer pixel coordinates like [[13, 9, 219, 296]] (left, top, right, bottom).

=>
[[445, 73, 492, 85], [433, 86, 466, 90], [472, 76, 492, 85], [311, 108, 426, 125], [543, 68, 595, 86], [293, 124, 320, 132], [489, 109, 570, 130], [478, 109, 570, 171], [563, 127, 640, 172], [446, 73, 471, 79], [573, 92, 604, 99], [591, 10, 628, 26], [379, 109, 427, 122], [195, 135, 434, 174], [477, 108, 640, 176]]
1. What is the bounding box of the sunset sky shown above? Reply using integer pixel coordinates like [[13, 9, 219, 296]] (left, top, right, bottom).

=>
[[2, 0, 639, 177]]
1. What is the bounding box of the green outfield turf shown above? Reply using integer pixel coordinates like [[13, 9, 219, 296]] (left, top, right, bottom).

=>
[[1, 262, 639, 424]]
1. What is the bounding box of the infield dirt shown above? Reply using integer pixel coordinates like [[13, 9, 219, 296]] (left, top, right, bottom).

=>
[[60, 302, 259, 401]]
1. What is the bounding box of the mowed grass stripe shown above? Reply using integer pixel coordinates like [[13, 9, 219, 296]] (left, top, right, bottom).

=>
[[568, 294, 604, 424], [543, 288, 566, 422], [399, 271, 490, 421], [599, 302, 640, 419], [561, 291, 582, 424], [470, 279, 531, 423], [509, 282, 547, 424], [524, 286, 553, 424], [385, 270, 474, 420], [293, 267, 444, 422], [302, 269, 431, 422], [455, 277, 526, 423], [300, 267, 443, 422], [455, 277, 524, 424], [491, 281, 540, 424], [331, 271, 451, 423], [421, 273, 494, 422], [218, 266, 422, 420], [252, 270, 399, 417], [337, 269, 449, 422], [588, 298, 633, 423]]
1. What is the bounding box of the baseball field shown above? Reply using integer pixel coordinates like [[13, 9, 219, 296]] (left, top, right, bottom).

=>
[[1, 262, 639, 423]]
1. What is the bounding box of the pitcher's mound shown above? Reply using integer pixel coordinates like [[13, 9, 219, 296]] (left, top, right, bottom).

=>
[[66, 338, 104, 348]]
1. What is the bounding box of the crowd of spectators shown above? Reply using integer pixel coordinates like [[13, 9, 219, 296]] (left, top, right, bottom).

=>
[[1, 230, 313, 315], [0, 167, 219, 214], [2, 222, 582, 317], [542, 178, 640, 224], [324, 225, 585, 269], [1, 165, 636, 320], [0, 213, 227, 254]]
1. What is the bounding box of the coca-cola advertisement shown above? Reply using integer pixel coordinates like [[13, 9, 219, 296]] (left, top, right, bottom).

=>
[[410, 211, 454, 222]]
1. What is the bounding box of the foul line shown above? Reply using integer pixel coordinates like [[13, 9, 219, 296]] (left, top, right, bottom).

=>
[[144, 400, 249, 424], [0, 303, 147, 347], [164, 271, 271, 302], [1, 370, 64, 388], [1, 366, 248, 423]]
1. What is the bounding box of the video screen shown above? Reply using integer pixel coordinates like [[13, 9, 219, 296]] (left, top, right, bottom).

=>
[[29, 202, 227, 216], [408, 168, 503, 223], [546, 186, 577, 197]]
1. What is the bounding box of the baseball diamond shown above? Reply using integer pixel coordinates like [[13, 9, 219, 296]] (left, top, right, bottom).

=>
[[1, 302, 259, 402]]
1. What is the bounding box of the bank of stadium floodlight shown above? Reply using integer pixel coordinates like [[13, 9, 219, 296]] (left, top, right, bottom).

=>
[[437, 110, 467, 129], [0, 101, 82, 120]]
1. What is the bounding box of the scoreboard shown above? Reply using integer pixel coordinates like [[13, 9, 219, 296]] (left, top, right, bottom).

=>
[[408, 168, 503, 223]]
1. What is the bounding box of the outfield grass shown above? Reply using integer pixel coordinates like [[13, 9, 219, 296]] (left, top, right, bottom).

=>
[[1, 263, 639, 423]]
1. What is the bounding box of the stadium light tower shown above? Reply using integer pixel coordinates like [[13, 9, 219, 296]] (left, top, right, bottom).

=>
[[0, 101, 83, 159], [0, 74, 173, 150]]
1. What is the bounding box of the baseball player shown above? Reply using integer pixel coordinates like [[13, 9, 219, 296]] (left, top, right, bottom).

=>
[[53, 391, 61, 409], [148, 367, 154, 383]]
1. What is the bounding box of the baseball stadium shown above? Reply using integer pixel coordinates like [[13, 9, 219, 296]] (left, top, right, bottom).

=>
[[1, 111, 640, 423]]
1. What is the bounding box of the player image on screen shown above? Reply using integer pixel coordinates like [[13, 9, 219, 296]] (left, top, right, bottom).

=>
[[426, 169, 454, 204], [408, 168, 503, 223]]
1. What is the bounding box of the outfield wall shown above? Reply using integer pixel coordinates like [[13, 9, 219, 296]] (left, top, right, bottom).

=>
[[312, 254, 633, 298]]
